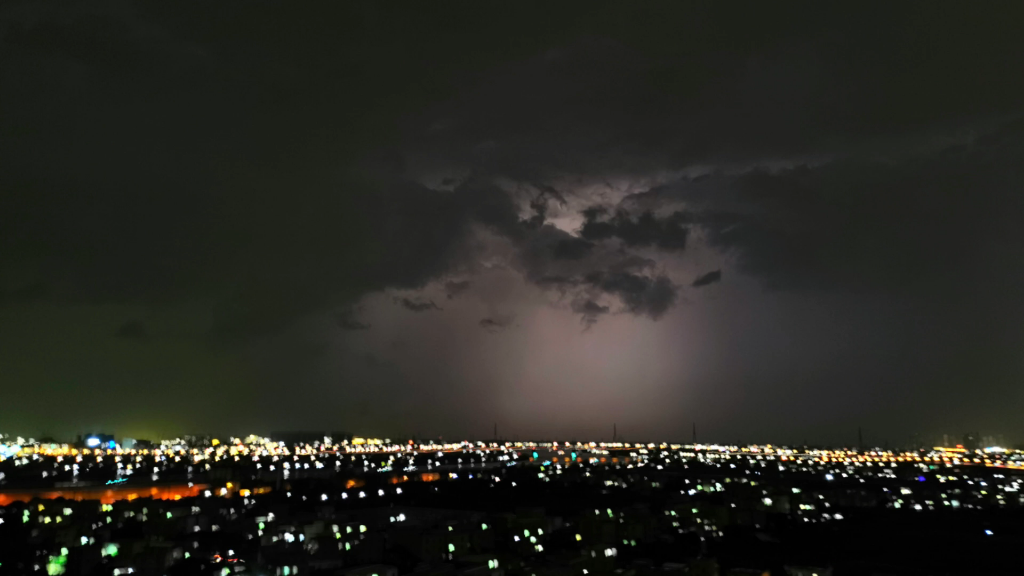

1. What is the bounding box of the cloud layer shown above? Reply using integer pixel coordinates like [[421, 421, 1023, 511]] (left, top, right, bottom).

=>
[[2, 2, 1024, 440]]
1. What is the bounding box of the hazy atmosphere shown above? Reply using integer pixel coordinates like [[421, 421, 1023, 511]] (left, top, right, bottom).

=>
[[3, 1, 1023, 444]]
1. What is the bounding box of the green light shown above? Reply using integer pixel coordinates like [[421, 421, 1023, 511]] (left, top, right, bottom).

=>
[[46, 555, 67, 576]]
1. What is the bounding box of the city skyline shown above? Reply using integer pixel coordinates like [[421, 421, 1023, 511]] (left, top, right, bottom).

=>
[[0, 428, 1017, 453]]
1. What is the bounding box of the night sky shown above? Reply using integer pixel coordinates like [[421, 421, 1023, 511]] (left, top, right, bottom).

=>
[[3, 2, 1024, 444]]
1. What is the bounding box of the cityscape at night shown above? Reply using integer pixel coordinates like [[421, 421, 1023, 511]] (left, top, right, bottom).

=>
[[4, 1, 1024, 574], [2, 433, 1024, 575]]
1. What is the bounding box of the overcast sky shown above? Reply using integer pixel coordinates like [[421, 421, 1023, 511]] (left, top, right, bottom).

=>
[[2, 1, 1023, 444]]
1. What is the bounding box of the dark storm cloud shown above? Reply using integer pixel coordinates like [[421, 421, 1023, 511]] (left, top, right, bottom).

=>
[[530, 275, 580, 299], [479, 315, 514, 333], [622, 120, 1024, 295], [579, 209, 689, 250], [522, 184, 568, 229], [3, 0, 1024, 440], [692, 270, 722, 288], [532, 183, 568, 207], [5, 1, 1018, 333], [551, 238, 595, 260], [0, 4, 537, 338], [391, 4, 1024, 347], [571, 299, 610, 329], [534, 275, 577, 287], [444, 280, 472, 299], [115, 320, 148, 341], [408, 4, 1024, 181], [524, 197, 547, 229], [584, 272, 677, 319], [396, 298, 441, 313], [507, 215, 679, 323]]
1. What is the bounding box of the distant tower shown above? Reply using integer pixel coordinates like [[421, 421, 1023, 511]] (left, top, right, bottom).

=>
[[692, 422, 697, 445]]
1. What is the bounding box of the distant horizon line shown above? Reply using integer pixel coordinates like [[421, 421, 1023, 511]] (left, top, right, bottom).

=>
[[2, 430, 1016, 450]]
